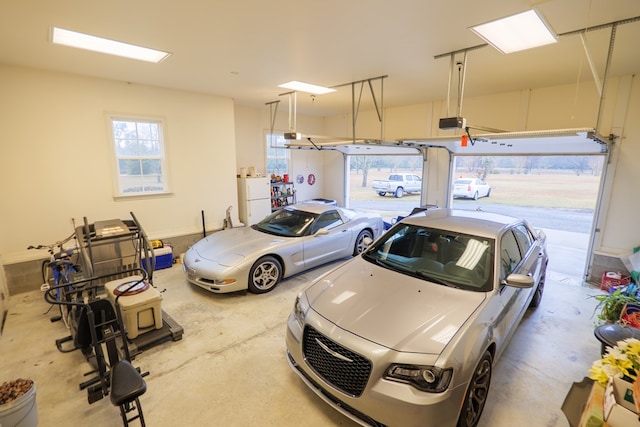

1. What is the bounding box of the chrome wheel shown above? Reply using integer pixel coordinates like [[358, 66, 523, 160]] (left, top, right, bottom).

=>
[[354, 230, 373, 255], [248, 256, 282, 294], [458, 351, 492, 427]]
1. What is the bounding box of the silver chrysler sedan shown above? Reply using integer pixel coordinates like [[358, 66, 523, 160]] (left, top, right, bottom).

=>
[[285, 208, 548, 427]]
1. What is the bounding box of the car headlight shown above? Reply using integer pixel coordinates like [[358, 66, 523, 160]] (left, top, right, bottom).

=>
[[384, 364, 453, 393], [292, 293, 310, 328]]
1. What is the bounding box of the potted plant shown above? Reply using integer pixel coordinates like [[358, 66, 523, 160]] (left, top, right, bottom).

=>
[[593, 286, 640, 325]]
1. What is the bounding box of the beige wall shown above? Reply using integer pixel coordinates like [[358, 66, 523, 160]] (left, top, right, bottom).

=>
[[1, 62, 637, 289], [0, 64, 238, 264], [234, 105, 329, 204]]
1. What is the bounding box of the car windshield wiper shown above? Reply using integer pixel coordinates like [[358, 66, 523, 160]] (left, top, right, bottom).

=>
[[373, 256, 422, 275], [414, 270, 461, 289], [253, 225, 286, 237]]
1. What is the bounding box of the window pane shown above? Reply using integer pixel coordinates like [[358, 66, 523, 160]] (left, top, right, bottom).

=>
[[140, 140, 161, 156], [111, 117, 168, 196], [266, 133, 290, 175], [119, 159, 141, 175], [142, 175, 164, 192], [113, 120, 137, 139], [115, 139, 139, 156], [136, 122, 155, 139], [141, 159, 162, 175]]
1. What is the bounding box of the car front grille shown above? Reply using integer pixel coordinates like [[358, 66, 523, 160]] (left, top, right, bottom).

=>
[[302, 325, 372, 397], [288, 352, 386, 427]]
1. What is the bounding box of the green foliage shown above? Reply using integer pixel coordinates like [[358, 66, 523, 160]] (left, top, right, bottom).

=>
[[593, 288, 639, 325]]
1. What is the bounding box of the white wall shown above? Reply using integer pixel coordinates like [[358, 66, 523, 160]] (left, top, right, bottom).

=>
[[234, 105, 328, 204], [0, 64, 238, 263], [597, 75, 640, 253]]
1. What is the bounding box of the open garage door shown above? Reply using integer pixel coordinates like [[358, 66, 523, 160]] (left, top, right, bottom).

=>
[[287, 128, 610, 283]]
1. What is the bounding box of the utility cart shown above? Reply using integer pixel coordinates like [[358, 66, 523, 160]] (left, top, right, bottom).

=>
[[74, 212, 184, 353]]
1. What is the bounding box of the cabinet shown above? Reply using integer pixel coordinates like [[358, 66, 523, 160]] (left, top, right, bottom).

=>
[[271, 181, 296, 210]]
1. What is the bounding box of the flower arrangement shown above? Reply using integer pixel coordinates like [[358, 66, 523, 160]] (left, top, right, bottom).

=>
[[590, 338, 640, 386]]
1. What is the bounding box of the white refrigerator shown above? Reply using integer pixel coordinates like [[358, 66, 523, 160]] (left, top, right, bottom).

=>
[[237, 177, 272, 226]]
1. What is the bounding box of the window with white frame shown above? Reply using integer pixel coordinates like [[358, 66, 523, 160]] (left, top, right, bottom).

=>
[[109, 117, 169, 196], [266, 133, 290, 176]]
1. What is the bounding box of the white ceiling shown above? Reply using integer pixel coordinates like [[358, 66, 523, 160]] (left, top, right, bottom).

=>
[[1, 0, 639, 117]]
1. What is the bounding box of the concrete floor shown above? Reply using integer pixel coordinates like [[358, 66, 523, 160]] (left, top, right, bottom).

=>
[[1, 229, 604, 427]]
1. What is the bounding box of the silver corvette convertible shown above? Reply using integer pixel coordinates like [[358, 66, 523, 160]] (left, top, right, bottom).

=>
[[286, 208, 548, 427], [183, 203, 384, 294]]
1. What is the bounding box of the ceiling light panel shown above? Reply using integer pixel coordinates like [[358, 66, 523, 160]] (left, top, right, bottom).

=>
[[278, 81, 336, 95], [51, 27, 171, 63], [470, 9, 557, 54]]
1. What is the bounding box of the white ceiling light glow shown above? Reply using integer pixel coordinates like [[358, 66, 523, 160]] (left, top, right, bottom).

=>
[[470, 9, 557, 54], [278, 81, 336, 95], [51, 27, 171, 63]]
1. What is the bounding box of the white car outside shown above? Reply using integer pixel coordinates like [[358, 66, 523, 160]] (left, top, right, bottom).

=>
[[452, 178, 491, 200]]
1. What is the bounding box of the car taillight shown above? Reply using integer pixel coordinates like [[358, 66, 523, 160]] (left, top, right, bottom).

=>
[[467, 184, 471, 191]]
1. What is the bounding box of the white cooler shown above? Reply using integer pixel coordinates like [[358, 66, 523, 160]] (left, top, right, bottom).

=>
[[104, 276, 163, 339]]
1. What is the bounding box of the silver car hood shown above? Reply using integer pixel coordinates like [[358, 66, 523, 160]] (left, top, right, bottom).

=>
[[192, 227, 287, 266], [306, 258, 485, 355]]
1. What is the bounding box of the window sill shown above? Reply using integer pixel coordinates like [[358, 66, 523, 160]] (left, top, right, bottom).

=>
[[113, 192, 174, 201]]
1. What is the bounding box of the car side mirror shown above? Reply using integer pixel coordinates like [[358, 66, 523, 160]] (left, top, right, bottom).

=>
[[314, 228, 329, 236], [363, 236, 373, 247], [503, 273, 534, 289]]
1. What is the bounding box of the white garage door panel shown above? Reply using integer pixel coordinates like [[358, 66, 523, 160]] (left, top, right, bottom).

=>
[[284, 128, 608, 156], [400, 129, 608, 156]]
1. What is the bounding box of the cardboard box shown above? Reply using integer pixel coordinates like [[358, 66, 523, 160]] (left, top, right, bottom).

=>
[[603, 377, 640, 426]]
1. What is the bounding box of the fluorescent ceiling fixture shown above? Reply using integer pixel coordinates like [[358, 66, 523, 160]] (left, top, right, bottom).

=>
[[51, 27, 170, 63], [278, 81, 336, 95], [470, 9, 557, 54]]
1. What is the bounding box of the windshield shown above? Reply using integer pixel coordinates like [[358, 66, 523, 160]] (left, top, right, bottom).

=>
[[252, 208, 317, 237], [363, 224, 495, 292]]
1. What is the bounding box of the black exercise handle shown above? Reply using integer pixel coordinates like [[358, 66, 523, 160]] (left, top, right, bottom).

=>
[[43, 268, 148, 307], [27, 232, 77, 252]]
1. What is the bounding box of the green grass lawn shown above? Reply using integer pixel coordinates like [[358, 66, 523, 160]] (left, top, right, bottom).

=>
[[350, 169, 600, 210]]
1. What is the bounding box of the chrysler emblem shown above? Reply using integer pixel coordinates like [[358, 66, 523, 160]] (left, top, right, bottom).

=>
[[315, 338, 353, 363]]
